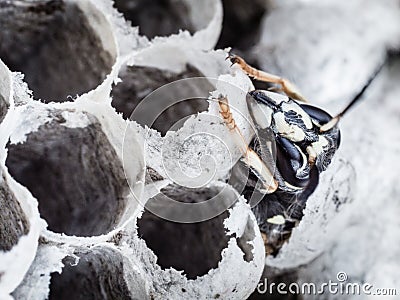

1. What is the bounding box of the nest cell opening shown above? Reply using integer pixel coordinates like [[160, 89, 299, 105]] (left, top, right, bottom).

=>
[[216, 0, 268, 51], [111, 64, 213, 135], [5, 114, 129, 237], [0, 1, 115, 102], [113, 0, 196, 39], [137, 185, 231, 279], [49, 247, 133, 300]]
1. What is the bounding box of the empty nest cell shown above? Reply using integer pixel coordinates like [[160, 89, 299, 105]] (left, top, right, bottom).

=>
[[5, 112, 129, 237], [113, 0, 195, 39], [49, 247, 132, 300], [0, 0, 114, 102], [111, 64, 212, 134], [137, 185, 231, 279]]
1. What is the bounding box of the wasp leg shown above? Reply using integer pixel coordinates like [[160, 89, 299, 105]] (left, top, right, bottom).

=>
[[227, 53, 308, 103], [217, 95, 278, 194]]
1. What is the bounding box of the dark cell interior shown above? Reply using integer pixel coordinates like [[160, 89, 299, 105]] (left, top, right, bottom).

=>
[[217, 0, 268, 51], [5, 112, 128, 236], [0, 0, 114, 102], [111, 64, 212, 134], [0, 176, 29, 251], [137, 185, 231, 279], [216, 0, 271, 91], [49, 248, 132, 300], [113, 0, 195, 39]]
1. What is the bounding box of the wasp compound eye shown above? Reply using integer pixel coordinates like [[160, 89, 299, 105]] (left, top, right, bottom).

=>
[[275, 135, 310, 188]]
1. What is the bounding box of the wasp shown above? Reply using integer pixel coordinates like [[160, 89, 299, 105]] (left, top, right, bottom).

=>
[[219, 53, 361, 256]]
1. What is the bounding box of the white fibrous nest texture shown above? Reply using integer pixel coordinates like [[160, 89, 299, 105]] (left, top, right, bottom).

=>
[[0, 0, 399, 300]]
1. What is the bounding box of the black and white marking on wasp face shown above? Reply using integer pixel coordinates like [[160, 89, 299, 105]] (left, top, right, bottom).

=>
[[231, 90, 342, 256], [247, 90, 341, 191]]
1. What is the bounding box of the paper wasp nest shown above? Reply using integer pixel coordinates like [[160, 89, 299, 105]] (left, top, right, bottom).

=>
[[1, 0, 398, 299]]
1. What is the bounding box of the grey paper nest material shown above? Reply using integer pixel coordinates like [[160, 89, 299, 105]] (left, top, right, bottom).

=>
[[0, 0, 399, 299]]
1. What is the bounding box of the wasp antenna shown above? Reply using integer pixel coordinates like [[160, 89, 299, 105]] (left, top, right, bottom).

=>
[[320, 61, 385, 132], [320, 96, 362, 132]]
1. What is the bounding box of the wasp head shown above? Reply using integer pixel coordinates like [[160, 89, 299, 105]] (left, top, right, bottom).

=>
[[246, 90, 340, 189]]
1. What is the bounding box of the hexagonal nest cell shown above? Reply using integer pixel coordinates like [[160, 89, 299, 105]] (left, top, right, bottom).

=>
[[137, 185, 231, 279], [5, 112, 129, 237], [0, 0, 115, 102]]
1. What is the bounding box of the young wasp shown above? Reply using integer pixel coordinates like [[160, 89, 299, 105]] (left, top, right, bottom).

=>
[[219, 53, 362, 256]]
